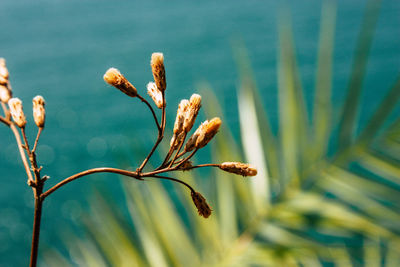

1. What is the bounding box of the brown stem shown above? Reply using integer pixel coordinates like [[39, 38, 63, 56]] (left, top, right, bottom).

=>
[[168, 133, 186, 168], [9, 124, 34, 183], [148, 175, 194, 192], [183, 163, 220, 170], [1, 102, 10, 120], [141, 149, 198, 177], [175, 149, 197, 168], [21, 128, 42, 183], [29, 187, 43, 267], [21, 127, 31, 151], [137, 94, 161, 131], [0, 116, 10, 126], [41, 167, 141, 199], [137, 93, 166, 172], [32, 127, 43, 153]]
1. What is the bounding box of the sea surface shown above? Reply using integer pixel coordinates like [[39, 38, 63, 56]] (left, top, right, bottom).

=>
[[0, 0, 399, 265]]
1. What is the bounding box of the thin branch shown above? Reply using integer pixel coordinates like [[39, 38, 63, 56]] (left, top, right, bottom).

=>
[[142, 149, 199, 177], [137, 136, 163, 172], [148, 175, 194, 192], [0, 116, 10, 126], [175, 149, 197, 168], [160, 92, 166, 132], [137, 94, 161, 131], [137, 92, 166, 172], [21, 127, 31, 152], [41, 167, 141, 199], [183, 163, 220, 170], [32, 127, 43, 153], [9, 124, 34, 183], [168, 133, 186, 168], [1, 102, 10, 120]]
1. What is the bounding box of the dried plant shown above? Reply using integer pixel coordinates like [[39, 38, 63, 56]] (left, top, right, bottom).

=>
[[0, 53, 257, 267]]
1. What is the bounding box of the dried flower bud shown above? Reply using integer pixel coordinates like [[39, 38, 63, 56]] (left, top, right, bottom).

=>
[[32, 95, 45, 128], [195, 117, 221, 148], [0, 84, 12, 103], [191, 191, 212, 218], [0, 58, 9, 84], [147, 82, 164, 108], [219, 162, 258, 176], [184, 120, 208, 152], [183, 94, 202, 133], [173, 99, 190, 134], [8, 98, 26, 128], [151, 52, 166, 92], [103, 68, 137, 97]]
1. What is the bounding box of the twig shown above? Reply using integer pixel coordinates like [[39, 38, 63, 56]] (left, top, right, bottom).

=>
[[137, 93, 166, 172], [0, 116, 10, 126], [29, 189, 43, 267], [137, 94, 161, 131], [182, 163, 220, 170], [168, 133, 186, 168], [9, 124, 34, 183], [32, 127, 42, 153], [41, 167, 142, 199], [148, 175, 194, 192], [1, 102, 10, 120]]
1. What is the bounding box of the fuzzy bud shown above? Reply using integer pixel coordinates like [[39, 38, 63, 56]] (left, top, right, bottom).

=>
[[103, 68, 137, 97], [8, 98, 26, 128], [219, 162, 258, 176], [32, 95, 46, 128], [150, 52, 166, 92], [173, 99, 190, 134], [183, 94, 202, 133], [184, 120, 207, 152], [191, 191, 212, 218], [0, 58, 9, 84], [147, 82, 164, 109], [0, 84, 12, 103], [195, 117, 221, 149]]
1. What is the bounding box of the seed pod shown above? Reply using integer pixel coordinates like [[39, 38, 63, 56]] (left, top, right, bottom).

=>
[[191, 191, 212, 218], [146, 82, 164, 109], [8, 98, 26, 128], [183, 94, 201, 133], [32, 95, 46, 128], [219, 162, 258, 176], [150, 52, 166, 92], [170, 131, 185, 151], [103, 68, 137, 97], [195, 117, 221, 149], [0, 84, 12, 103]]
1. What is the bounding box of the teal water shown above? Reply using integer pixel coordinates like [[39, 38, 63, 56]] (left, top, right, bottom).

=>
[[0, 0, 399, 266]]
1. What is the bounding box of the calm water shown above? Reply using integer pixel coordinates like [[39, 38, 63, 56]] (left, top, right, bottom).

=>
[[0, 0, 399, 265]]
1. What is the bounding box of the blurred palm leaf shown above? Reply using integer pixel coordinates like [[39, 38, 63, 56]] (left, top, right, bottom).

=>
[[44, 0, 400, 266]]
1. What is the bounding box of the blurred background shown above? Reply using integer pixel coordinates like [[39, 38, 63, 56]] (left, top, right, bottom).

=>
[[0, 0, 399, 266]]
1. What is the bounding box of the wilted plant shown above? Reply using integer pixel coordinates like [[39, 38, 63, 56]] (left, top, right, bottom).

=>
[[0, 53, 257, 267]]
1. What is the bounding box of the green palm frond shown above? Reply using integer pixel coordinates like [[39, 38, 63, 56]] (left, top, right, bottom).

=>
[[44, 1, 400, 266]]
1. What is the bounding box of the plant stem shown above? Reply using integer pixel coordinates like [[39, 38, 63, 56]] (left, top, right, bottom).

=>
[[137, 94, 161, 131], [137, 93, 166, 172], [0, 116, 10, 126], [32, 127, 43, 153], [168, 133, 186, 168], [29, 187, 43, 267], [41, 167, 142, 199], [10, 124, 34, 183]]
